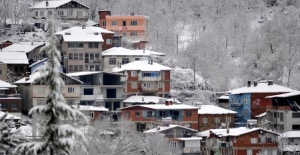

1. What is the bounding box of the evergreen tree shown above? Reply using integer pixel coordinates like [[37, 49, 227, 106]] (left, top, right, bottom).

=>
[[14, 20, 88, 155]]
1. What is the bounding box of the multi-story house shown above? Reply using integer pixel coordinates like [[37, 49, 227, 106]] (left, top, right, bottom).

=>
[[228, 80, 293, 127], [120, 102, 199, 132], [198, 105, 236, 132], [265, 91, 300, 132], [98, 11, 149, 49], [123, 95, 180, 107], [199, 126, 279, 155], [0, 52, 29, 82], [66, 71, 125, 112], [217, 94, 229, 109], [55, 26, 114, 73], [72, 105, 108, 122], [0, 80, 22, 117], [278, 131, 300, 154], [112, 60, 171, 97], [102, 47, 165, 71], [15, 71, 83, 114], [29, 0, 89, 22]]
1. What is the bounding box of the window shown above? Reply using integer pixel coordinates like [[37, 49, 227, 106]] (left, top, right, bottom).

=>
[[76, 11, 82, 16], [125, 111, 130, 118], [68, 87, 75, 93], [280, 113, 284, 121], [69, 65, 73, 72], [67, 10, 72, 16], [123, 21, 126, 26], [37, 99, 45, 105], [203, 118, 208, 123], [11, 103, 18, 110], [69, 53, 73, 60], [123, 32, 126, 36], [89, 43, 99, 48], [90, 65, 95, 71], [292, 125, 300, 130], [170, 141, 177, 148], [213, 139, 218, 146], [143, 82, 151, 88], [131, 82, 137, 89], [102, 21, 106, 27], [35, 11, 38, 16], [0, 103, 7, 109], [48, 11, 52, 16], [58, 11, 64, 16], [250, 138, 258, 144], [122, 58, 129, 64], [247, 149, 253, 155], [106, 39, 112, 44], [37, 87, 45, 93], [226, 117, 231, 123], [109, 58, 116, 65], [142, 72, 160, 77], [158, 82, 163, 88], [78, 53, 83, 60], [130, 21, 137, 26], [83, 88, 93, 95], [214, 117, 220, 123], [74, 53, 78, 60], [112, 21, 117, 26], [66, 99, 75, 106], [292, 113, 300, 118], [244, 110, 248, 116], [135, 58, 140, 60], [186, 111, 192, 117], [79, 65, 83, 71], [74, 65, 78, 72], [68, 43, 83, 48], [0, 70, 2, 75], [131, 71, 137, 77], [130, 31, 137, 36], [147, 111, 154, 117], [40, 11, 44, 16], [233, 137, 236, 143], [95, 65, 100, 71], [135, 111, 140, 117]]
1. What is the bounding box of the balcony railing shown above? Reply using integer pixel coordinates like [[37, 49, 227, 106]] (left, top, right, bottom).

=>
[[231, 103, 243, 107], [183, 147, 201, 154], [0, 94, 21, 98]]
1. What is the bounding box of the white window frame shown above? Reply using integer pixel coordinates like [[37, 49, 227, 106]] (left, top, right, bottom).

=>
[[214, 117, 220, 123], [76, 11, 82, 16], [112, 21, 117, 26], [66, 99, 75, 106], [37, 99, 45, 105], [40, 11, 44, 16], [48, 11, 52, 16], [68, 87, 75, 93], [109, 58, 116, 65], [106, 38, 112, 44], [131, 71, 137, 77], [226, 117, 231, 123], [58, 11, 64, 16], [158, 82, 163, 88], [130, 21, 137, 26], [67, 10, 73, 16], [247, 149, 253, 155], [131, 82, 137, 89], [203, 118, 208, 124], [250, 138, 258, 144], [37, 87, 45, 93]]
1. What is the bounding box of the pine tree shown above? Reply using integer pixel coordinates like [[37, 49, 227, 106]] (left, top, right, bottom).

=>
[[0, 113, 27, 154], [14, 20, 88, 155]]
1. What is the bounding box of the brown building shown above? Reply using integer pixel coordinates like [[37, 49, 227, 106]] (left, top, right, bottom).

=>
[[199, 126, 279, 155], [0, 40, 13, 50], [198, 105, 236, 132], [112, 60, 171, 97], [0, 80, 22, 117], [120, 102, 199, 132]]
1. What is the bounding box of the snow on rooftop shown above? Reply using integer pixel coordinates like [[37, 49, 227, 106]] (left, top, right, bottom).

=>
[[255, 112, 266, 118], [218, 95, 229, 100], [0, 111, 21, 120], [280, 131, 300, 138], [227, 82, 293, 95], [72, 105, 109, 112], [199, 127, 278, 137], [102, 47, 165, 56], [121, 104, 198, 110], [86, 20, 98, 26], [198, 105, 237, 114], [0, 80, 17, 88], [266, 91, 300, 98], [112, 60, 171, 72], [124, 95, 162, 103], [29, 58, 48, 68], [143, 124, 198, 133], [0, 52, 29, 64], [30, 0, 88, 9], [177, 137, 202, 141], [67, 71, 102, 77], [1, 42, 45, 53]]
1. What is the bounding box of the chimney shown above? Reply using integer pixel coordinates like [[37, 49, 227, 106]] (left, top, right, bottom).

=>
[[170, 101, 173, 105], [268, 80, 273, 85], [253, 81, 258, 87], [130, 12, 134, 16], [46, 0, 49, 7], [165, 101, 170, 106], [247, 81, 251, 87], [150, 60, 153, 65], [82, 25, 86, 29]]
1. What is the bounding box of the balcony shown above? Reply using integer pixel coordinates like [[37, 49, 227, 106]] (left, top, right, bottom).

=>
[[231, 103, 243, 107], [141, 87, 158, 92], [183, 147, 201, 154], [0, 94, 21, 98]]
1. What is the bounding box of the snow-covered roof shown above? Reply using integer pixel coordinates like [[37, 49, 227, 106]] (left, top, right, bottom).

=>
[[72, 105, 109, 112], [102, 47, 165, 56], [266, 91, 300, 98], [30, 0, 89, 9], [1, 42, 45, 53], [227, 82, 293, 95], [255, 112, 266, 118], [280, 131, 300, 138], [29, 58, 48, 68], [177, 137, 202, 141], [67, 71, 102, 77], [112, 60, 171, 72], [199, 127, 278, 137], [0, 52, 29, 64], [143, 124, 198, 133], [198, 105, 237, 115], [55, 26, 114, 42], [0, 111, 21, 120], [218, 95, 229, 100], [124, 96, 162, 104], [86, 20, 98, 26], [15, 71, 83, 84], [0, 80, 17, 88], [121, 104, 198, 110]]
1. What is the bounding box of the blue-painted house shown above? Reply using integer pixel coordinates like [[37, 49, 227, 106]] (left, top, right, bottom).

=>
[[29, 58, 63, 73]]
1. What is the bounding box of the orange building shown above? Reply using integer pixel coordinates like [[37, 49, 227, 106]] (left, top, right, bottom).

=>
[[98, 11, 149, 49]]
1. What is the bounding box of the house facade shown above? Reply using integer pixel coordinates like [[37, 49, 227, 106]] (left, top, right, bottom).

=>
[[120, 103, 199, 132], [0, 80, 22, 117], [102, 47, 165, 72], [72, 105, 108, 122], [66, 71, 125, 112], [15, 72, 83, 114], [55, 26, 114, 73], [98, 11, 149, 49], [198, 105, 236, 132], [199, 127, 279, 155], [228, 80, 293, 127], [29, 0, 89, 22], [278, 131, 300, 154], [265, 91, 300, 132], [112, 60, 171, 97], [0, 40, 13, 50]]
